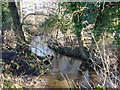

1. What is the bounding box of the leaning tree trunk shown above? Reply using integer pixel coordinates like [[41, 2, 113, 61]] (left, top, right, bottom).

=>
[[48, 39, 97, 62], [8, 2, 31, 54]]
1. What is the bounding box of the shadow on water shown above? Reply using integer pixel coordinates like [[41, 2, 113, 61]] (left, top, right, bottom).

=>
[[30, 36, 98, 88]]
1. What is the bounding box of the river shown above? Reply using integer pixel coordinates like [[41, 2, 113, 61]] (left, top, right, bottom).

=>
[[30, 35, 99, 88]]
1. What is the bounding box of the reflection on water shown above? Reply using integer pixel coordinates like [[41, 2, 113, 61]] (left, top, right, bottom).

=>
[[51, 55, 82, 76], [34, 55, 83, 88], [30, 36, 98, 88], [30, 36, 54, 57]]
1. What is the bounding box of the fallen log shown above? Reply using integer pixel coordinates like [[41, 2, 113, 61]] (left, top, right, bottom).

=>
[[47, 39, 107, 72], [47, 39, 90, 60]]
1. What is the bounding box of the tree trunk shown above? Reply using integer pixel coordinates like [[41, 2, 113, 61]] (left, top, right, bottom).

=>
[[8, 2, 27, 52]]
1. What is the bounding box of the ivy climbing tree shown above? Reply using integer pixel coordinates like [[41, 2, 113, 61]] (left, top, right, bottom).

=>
[[42, 2, 120, 60]]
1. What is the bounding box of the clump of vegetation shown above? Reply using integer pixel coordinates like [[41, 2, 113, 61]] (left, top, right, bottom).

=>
[[3, 80, 22, 89], [2, 54, 50, 76]]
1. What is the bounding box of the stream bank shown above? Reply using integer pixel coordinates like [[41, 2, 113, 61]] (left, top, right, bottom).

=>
[[2, 34, 119, 88]]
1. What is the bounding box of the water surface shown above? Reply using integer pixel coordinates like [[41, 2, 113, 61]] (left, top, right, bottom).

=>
[[30, 36, 98, 88]]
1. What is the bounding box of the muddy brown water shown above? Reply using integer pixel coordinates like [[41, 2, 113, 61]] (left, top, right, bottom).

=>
[[30, 36, 100, 88]]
